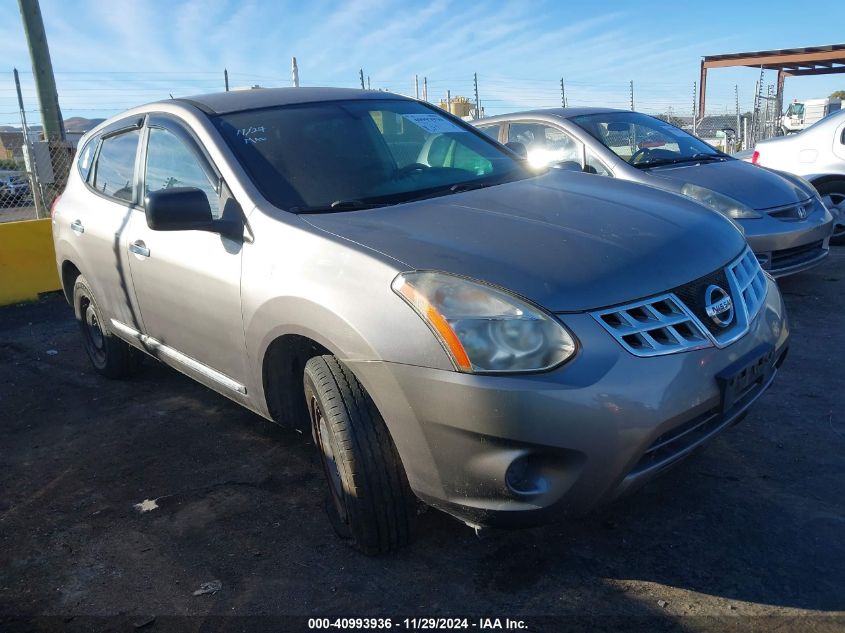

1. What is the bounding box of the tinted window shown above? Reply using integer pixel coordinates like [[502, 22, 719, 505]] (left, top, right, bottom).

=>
[[477, 124, 501, 140], [144, 127, 220, 217], [77, 135, 98, 182], [507, 122, 582, 168], [92, 130, 140, 202], [214, 99, 529, 211]]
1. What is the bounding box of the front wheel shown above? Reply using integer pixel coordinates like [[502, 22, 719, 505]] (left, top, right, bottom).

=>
[[303, 355, 416, 555], [815, 181, 845, 245], [73, 275, 142, 378]]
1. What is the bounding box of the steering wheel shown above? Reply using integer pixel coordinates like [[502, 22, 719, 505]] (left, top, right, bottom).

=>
[[629, 147, 653, 165], [396, 163, 431, 178]]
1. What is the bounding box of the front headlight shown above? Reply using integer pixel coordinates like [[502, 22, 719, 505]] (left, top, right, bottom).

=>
[[681, 183, 762, 219], [392, 271, 577, 373]]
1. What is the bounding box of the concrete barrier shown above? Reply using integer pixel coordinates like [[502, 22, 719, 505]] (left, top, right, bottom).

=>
[[0, 218, 61, 305]]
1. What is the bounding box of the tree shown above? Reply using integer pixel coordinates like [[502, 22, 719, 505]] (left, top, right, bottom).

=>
[[830, 90, 845, 100]]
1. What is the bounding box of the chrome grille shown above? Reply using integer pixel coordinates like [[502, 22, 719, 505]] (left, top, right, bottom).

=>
[[592, 294, 710, 357], [592, 248, 768, 357], [727, 248, 767, 324]]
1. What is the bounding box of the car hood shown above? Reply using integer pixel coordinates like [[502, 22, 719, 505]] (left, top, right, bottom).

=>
[[302, 171, 747, 312], [646, 158, 811, 210]]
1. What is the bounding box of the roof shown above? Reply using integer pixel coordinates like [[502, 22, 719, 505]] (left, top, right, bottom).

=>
[[480, 107, 625, 124], [702, 43, 845, 76], [0, 131, 24, 149], [171, 87, 408, 115]]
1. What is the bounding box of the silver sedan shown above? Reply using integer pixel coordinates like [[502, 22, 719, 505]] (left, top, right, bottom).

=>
[[476, 108, 835, 277], [744, 109, 845, 242]]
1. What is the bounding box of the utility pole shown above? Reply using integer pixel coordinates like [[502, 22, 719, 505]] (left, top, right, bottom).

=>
[[291, 57, 299, 87], [629, 80, 634, 111], [359, 69, 365, 90], [474, 72, 480, 119], [414, 74, 419, 99], [447, 89, 451, 114], [15, 67, 46, 218], [735, 84, 740, 150], [560, 78, 565, 108], [224, 68, 229, 91], [692, 81, 697, 136], [367, 75, 371, 90], [17, 0, 64, 139]]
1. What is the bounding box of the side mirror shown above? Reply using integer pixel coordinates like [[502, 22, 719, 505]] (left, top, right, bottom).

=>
[[552, 160, 584, 172], [145, 187, 214, 232], [504, 141, 528, 159]]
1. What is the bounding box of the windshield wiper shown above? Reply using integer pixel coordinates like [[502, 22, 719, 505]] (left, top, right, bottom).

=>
[[449, 181, 491, 193], [634, 153, 726, 169], [290, 200, 392, 213]]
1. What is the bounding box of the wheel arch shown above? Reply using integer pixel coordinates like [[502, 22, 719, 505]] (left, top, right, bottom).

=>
[[251, 297, 383, 430], [806, 173, 845, 190]]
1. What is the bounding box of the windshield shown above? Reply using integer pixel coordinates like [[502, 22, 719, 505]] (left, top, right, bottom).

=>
[[571, 111, 723, 168], [214, 99, 531, 211]]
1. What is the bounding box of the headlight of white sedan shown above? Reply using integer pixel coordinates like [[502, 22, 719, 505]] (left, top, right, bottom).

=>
[[392, 272, 577, 373], [681, 183, 762, 219]]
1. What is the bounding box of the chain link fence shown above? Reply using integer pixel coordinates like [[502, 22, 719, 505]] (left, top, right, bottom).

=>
[[0, 132, 73, 223]]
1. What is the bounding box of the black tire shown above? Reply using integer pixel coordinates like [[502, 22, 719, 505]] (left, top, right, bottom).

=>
[[303, 355, 416, 555], [73, 274, 142, 378], [814, 180, 845, 245]]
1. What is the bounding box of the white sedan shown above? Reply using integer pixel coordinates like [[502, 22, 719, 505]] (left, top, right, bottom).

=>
[[742, 109, 845, 242]]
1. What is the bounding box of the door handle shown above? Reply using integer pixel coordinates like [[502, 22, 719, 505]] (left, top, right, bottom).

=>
[[70, 220, 84, 234], [129, 240, 150, 258]]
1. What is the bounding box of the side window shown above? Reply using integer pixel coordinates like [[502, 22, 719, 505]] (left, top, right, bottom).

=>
[[508, 122, 582, 167], [585, 150, 612, 176], [144, 127, 220, 217], [92, 129, 140, 202], [478, 124, 501, 141], [452, 142, 493, 174], [77, 135, 98, 182]]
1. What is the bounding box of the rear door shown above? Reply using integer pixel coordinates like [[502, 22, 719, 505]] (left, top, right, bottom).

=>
[[124, 114, 249, 392], [70, 121, 145, 331]]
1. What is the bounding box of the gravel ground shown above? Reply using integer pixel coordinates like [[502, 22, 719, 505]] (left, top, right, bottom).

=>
[[1, 249, 844, 633]]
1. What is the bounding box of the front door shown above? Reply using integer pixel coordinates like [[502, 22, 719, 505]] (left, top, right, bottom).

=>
[[125, 117, 248, 393]]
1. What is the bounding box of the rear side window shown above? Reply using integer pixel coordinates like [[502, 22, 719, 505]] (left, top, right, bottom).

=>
[[478, 124, 501, 141], [92, 129, 140, 202], [144, 127, 220, 217], [77, 136, 98, 182]]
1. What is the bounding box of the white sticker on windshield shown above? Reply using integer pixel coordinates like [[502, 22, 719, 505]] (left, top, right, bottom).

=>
[[402, 113, 466, 134]]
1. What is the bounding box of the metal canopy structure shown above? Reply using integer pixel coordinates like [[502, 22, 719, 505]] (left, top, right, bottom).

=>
[[698, 43, 845, 118]]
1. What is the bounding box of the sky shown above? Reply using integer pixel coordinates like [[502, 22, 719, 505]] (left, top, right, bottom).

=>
[[1, 0, 844, 128]]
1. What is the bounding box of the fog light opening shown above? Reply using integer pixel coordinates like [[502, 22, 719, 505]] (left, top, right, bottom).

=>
[[505, 455, 549, 496]]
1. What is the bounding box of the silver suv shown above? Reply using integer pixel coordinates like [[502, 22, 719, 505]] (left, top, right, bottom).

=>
[[53, 88, 789, 554]]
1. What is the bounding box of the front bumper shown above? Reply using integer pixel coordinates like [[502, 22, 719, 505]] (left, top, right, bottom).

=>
[[743, 206, 833, 277], [348, 276, 789, 529]]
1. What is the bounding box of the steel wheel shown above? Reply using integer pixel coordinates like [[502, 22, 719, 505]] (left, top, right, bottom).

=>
[[80, 296, 107, 367], [309, 395, 349, 527]]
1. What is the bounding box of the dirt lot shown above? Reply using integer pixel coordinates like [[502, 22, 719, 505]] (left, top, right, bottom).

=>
[[1, 250, 844, 632]]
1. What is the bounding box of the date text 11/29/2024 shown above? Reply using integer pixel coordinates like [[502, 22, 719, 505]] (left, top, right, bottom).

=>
[[307, 618, 528, 630]]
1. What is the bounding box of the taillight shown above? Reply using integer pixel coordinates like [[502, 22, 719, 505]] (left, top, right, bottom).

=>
[[50, 194, 62, 219], [751, 150, 760, 165]]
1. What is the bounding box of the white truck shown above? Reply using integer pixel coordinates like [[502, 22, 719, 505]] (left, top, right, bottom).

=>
[[782, 98, 841, 134]]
